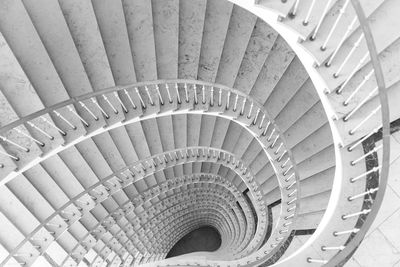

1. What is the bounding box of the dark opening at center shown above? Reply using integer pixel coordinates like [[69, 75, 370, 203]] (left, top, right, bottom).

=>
[[166, 226, 222, 258]]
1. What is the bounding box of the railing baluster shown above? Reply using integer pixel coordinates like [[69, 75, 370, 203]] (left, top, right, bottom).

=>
[[27, 121, 54, 140], [343, 68, 375, 103], [91, 98, 110, 118], [348, 188, 379, 201], [175, 83, 181, 104], [0, 135, 29, 152], [184, 83, 189, 103], [155, 85, 164, 106], [124, 89, 137, 109], [333, 33, 365, 78], [145, 86, 154, 106], [290, 0, 300, 17], [40, 116, 66, 136], [326, 16, 357, 67], [114, 92, 128, 112], [303, 0, 316, 26], [53, 110, 77, 130], [342, 209, 371, 220], [67, 106, 90, 127], [349, 105, 380, 134], [350, 166, 381, 183], [103, 94, 118, 114], [321, 0, 350, 50], [337, 52, 370, 93], [351, 144, 382, 165], [226, 92, 231, 110], [135, 88, 146, 109], [310, 0, 334, 40], [0, 148, 20, 160], [344, 86, 378, 121], [333, 228, 359, 236], [307, 258, 328, 264], [14, 128, 45, 147], [193, 84, 198, 105]]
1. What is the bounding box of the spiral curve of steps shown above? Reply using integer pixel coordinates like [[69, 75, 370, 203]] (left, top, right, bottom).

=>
[[0, 0, 397, 266]]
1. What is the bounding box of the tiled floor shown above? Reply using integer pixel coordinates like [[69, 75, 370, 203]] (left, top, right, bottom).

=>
[[280, 132, 400, 266], [349, 131, 400, 266]]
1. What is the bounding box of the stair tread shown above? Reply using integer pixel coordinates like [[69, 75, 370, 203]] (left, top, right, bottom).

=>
[[197, 0, 233, 83]]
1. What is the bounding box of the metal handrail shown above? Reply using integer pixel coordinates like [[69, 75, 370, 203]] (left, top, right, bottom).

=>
[[67, 175, 253, 262], [3, 147, 268, 266], [325, 0, 390, 265], [0, 80, 300, 266]]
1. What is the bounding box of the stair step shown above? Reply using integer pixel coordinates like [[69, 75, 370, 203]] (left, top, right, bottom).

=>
[[215, 5, 257, 87], [298, 190, 331, 214], [0, 0, 70, 106], [0, 212, 25, 254], [301, 0, 385, 66], [152, 0, 179, 79], [291, 122, 332, 163], [198, 0, 233, 83], [284, 101, 328, 148], [250, 36, 296, 103], [40, 155, 85, 198], [92, 132, 127, 172], [158, 116, 184, 177], [296, 145, 335, 180], [300, 167, 334, 199], [91, 0, 136, 85], [275, 79, 319, 132], [0, 183, 40, 234], [281, 0, 336, 40], [6, 178, 73, 253], [23, 0, 94, 98], [178, 0, 207, 80], [24, 164, 70, 209], [294, 209, 325, 229], [0, 144, 18, 182], [255, 0, 296, 18], [319, 0, 400, 93], [326, 38, 400, 145], [234, 19, 278, 94], [122, 0, 157, 82], [199, 115, 218, 175], [265, 56, 309, 119], [0, 33, 44, 116]]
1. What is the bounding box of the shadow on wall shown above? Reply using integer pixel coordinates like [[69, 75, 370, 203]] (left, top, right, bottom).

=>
[[166, 226, 222, 258]]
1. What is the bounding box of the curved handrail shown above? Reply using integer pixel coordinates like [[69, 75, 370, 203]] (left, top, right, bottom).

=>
[[325, 0, 390, 265], [66, 175, 255, 263], [3, 147, 266, 266], [0, 80, 300, 266]]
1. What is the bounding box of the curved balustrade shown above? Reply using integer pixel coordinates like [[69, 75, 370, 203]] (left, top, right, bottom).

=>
[[0, 0, 392, 265], [71, 190, 244, 259], [67, 185, 251, 264], [3, 147, 281, 266], [66, 201, 236, 267], [232, 0, 390, 266], [70, 175, 255, 261], [0, 79, 300, 266]]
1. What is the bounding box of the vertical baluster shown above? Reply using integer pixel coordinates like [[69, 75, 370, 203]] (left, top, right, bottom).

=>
[[321, 0, 350, 50], [303, 0, 316, 26], [326, 16, 358, 67], [310, 0, 334, 40], [333, 33, 364, 78]]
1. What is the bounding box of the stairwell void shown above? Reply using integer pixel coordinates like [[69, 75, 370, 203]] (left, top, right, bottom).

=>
[[166, 226, 221, 258]]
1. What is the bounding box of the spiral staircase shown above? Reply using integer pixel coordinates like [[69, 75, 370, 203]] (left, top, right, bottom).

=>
[[0, 0, 398, 266]]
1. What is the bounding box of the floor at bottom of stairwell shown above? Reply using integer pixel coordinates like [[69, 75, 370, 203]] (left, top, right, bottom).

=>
[[348, 131, 400, 266]]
